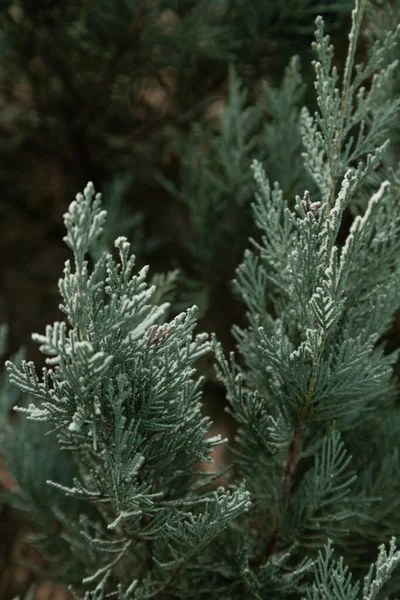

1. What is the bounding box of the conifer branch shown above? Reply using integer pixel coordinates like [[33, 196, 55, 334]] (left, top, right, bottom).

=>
[[327, 0, 367, 212]]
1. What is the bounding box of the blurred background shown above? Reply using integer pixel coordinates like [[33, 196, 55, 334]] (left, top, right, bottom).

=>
[[1, 0, 396, 597]]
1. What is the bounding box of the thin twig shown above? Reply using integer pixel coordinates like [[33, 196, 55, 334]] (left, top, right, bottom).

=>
[[264, 342, 325, 562]]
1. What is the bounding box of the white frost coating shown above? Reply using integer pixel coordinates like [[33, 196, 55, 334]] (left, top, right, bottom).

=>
[[84, 181, 95, 198], [341, 181, 389, 272], [115, 235, 128, 245], [339, 230, 355, 280], [115, 236, 131, 255], [329, 171, 351, 221], [251, 160, 270, 196], [68, 199, 78, 215], [358, 180, 390, 232], [349, 214, 362, 236], [364, 538, 400, 600], [207, 435, 223, 444], [126, 301, 170, 343]]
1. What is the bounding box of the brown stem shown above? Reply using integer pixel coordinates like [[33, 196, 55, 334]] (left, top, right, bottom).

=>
[[264, 514, 279, 560], [263, 423, 302, 562], [264, 340, 325, 562]]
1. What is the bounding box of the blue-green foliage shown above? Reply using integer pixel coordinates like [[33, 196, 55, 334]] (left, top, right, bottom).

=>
[[2, 1, 400, 598], [4, 183, 250, 596], [213, 0, 400, 597], [304, 538, 400, 600]]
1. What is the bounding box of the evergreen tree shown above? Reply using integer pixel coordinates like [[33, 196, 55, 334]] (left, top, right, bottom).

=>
[[1, 0, 400, 598]]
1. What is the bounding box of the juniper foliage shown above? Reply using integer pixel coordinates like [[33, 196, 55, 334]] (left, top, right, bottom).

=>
[[2, 0, 400, 599], [3, 171, 400, 598], [365, 0, 400, 170], [3, 184, 251, 596], [213, 0, 400, 596]]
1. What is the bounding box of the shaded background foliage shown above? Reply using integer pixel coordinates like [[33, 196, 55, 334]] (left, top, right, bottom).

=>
[[2, 0, 400, 597], [0, 0, 354, 356]]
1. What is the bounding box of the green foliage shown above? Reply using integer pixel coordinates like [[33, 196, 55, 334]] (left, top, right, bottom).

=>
[[303, 538, 400, 600], [213, 0, 400, 596], [159, 64, 263, 283], [2, 1, 400, 599], [365, 0, 400, 170], [301, 0, 400, 209], [3, 182, 251, 596]]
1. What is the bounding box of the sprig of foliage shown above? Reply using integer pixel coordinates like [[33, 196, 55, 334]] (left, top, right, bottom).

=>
[[4, 182, 251, 596], [301, 0, 400, 209], [303, 538, 400, 600], [214, 0, 400, 595]]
